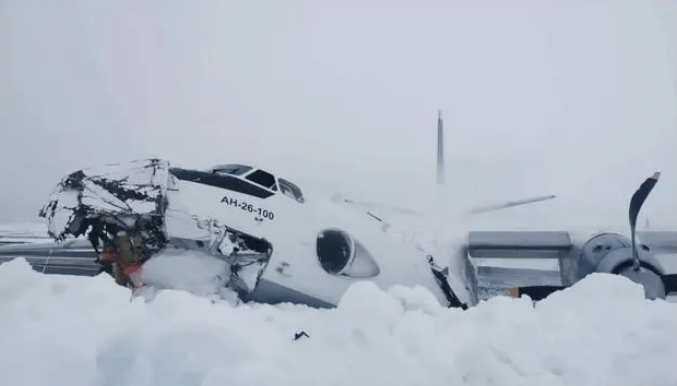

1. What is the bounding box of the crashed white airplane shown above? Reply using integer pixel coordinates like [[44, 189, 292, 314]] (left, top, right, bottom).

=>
[[32, 157, 478, 308], [1, 114, 675, 308]]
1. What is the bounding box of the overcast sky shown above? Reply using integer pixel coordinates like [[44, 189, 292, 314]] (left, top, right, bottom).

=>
[[1, 1, 675, 231]]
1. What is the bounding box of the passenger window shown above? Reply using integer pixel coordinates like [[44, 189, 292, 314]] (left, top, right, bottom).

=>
[[245, 170, 278, 191], [278, 178, 305, 203]]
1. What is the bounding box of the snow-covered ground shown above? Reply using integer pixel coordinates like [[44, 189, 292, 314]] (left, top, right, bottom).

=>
[[1, 256, 676, 386], [0, 222, 50, 244]]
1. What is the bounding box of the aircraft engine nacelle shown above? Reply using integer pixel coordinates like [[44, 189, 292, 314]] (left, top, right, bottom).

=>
[[316, 229, 380, 278], [577, 232, 667, 299]]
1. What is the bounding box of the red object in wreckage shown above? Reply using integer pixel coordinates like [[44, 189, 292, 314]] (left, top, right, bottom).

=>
[[100, 247, 143, 292]]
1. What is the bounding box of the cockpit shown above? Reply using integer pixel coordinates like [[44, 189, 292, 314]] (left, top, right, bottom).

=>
[[212, 164, 252, 176], [210, 164, 305, 203]]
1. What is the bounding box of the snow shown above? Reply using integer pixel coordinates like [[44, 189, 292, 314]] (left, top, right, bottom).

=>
[[0, 222, 50, 243], [1, 257, 676, 386], [140, 248, 232, 300], [0, 222, 48, 237]]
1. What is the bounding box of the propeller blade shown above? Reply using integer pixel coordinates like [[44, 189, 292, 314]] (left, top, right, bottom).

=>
[[629, 171, 660, 229], [629, 171, 660, 270]]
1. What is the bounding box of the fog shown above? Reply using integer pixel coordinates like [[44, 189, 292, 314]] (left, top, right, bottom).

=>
[[1, 1, 675, 231]]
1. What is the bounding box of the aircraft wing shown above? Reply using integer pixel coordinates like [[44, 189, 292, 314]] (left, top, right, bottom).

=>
[[0, 239, 100, 276], [466, 231, 572, 299], [467, 230, 677, 301], [637, 231, 677, 254], [468, 231, 677, 257], [467, 231, 572, 258]]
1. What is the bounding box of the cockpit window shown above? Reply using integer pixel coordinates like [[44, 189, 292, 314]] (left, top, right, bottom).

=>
[[278, 178, 305, 203], [212, 164, 252, 176], [245, 169, 278, 191]]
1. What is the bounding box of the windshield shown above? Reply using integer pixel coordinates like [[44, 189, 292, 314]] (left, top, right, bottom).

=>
[[212, 164, 252, 176], [278, 178, 304, 203], [245, 169, 278, 191]]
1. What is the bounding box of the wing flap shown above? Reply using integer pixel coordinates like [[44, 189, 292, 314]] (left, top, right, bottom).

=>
[[476, 266, 562, 287], [468, 231, 572, 258]]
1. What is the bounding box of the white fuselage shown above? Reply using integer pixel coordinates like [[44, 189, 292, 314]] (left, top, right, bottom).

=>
[[162, 168, 474, 308]]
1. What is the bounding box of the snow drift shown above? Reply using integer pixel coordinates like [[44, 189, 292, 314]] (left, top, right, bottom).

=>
[[1, 257, 676, 386]]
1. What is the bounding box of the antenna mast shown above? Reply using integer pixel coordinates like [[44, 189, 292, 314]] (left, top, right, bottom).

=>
[[436, 110, 444, 185]]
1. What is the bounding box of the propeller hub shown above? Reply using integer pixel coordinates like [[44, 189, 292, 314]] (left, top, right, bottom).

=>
[[579, 233, 668, 300], [617, 267, 666, 300]]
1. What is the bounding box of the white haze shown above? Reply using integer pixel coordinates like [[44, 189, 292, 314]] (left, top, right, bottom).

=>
[[1, 1, 676, 234]]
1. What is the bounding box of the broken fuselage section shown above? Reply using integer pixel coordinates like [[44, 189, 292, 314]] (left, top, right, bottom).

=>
[[39, 159, 273, 298]]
